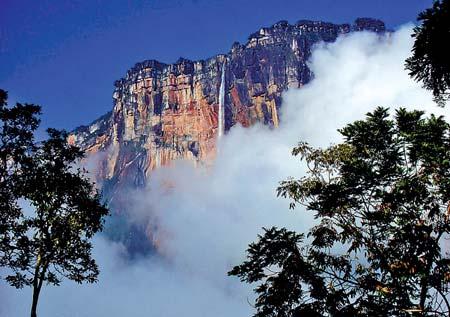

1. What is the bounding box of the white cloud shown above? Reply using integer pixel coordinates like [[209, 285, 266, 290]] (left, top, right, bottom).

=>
[[2, 25, 447, 317], [282, 24, 449, 148]]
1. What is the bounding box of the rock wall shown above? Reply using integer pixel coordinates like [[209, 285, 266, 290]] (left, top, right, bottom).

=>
[[70, 18, 385, 211]]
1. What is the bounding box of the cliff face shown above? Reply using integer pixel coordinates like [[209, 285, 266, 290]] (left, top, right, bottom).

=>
[[70, 18, 385, 212]]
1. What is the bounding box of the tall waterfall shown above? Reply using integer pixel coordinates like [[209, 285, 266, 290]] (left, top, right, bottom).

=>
[[218, 61, 226, 139]]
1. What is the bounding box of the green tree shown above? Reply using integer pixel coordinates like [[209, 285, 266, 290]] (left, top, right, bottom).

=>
[[0, 89, 41, 270], [0, 90, 109, 317], [230, 107, 450, 316], [406, 0, 450, 106]]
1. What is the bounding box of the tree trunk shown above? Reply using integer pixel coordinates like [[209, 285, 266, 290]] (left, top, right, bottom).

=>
[[30, 257, 46, 317], [419, 277, 427, 316], [30, 283, 41, 317]]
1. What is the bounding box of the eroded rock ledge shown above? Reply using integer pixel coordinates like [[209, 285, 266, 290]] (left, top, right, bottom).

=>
[[70, 18, 385, 206]]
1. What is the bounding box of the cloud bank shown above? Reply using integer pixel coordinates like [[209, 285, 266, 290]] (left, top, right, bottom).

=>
[[2, 25, 447, 317]]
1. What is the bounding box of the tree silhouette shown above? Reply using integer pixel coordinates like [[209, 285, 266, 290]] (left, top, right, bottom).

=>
[[230, 108, 450, 316], [406, 0, 450, 106], [0, 89, 109, 317]]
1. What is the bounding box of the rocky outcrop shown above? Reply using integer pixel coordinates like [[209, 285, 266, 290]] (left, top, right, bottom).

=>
[[70, 18, 385, 213]]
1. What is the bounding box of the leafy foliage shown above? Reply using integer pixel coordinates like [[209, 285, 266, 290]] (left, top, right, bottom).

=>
[[0, 89, 41, 269], [406, 0, 450, 106], [0, 89, 109, 317], [230, 107, 450, 316]]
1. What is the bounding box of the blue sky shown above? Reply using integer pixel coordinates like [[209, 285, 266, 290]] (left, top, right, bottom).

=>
[[0, 0, 433, 130]]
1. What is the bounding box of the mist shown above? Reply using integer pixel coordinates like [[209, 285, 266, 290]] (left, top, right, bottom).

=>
[[1, 25, 447, 317]]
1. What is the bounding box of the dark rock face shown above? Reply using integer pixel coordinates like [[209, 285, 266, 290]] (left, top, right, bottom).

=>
[[69, 18, 385, 251], [353, 17, 386, 32]]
